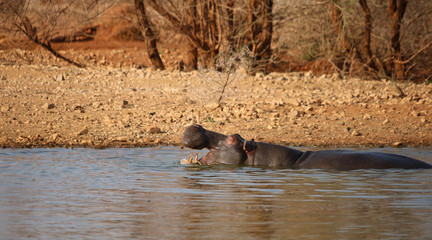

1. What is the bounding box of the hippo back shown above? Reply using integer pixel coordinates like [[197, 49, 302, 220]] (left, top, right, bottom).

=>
[[295, 150, 432, 170]]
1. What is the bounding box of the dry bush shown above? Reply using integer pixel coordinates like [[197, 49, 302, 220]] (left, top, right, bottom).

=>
[[195, 46, 252, 107], [273, 1, 334, 61], [398, 0, 432, 80], [0, 0, 118, 66], [1, 0, 112, 40], [139, 0, 273, 72], [94, 2, 144, 41], [2, 0, 430, 80], [273, 0, 432, 81]]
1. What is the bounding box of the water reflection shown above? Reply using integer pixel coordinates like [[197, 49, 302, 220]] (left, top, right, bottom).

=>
[[0, 147, 431, 239]]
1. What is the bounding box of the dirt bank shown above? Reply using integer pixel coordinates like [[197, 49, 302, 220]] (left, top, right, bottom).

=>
[[1, 48, 431, 148]]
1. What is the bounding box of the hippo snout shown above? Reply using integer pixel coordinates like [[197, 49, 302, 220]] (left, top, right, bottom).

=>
[[182, 124, 229, 150], [182, 125, 209, 149]]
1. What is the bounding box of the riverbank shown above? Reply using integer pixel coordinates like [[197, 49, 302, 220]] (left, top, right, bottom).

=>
[[1, 48, 431, 148]]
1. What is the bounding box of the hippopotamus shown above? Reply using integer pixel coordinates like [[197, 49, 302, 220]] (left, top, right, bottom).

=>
[[182, 124, 432, 170]]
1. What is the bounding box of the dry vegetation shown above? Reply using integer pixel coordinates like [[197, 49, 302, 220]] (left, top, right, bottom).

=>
[[0, 0, 431, 148], [2, 0, 431, 80]]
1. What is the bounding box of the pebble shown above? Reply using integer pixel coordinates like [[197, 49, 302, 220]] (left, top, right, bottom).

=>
[[204, 102, 220, 111], [74, 105, 85, 113], [287, 110, 300, 119], [411, 111, 419, 117], [92, 102, 102, 108], [76, 127, 89, 136], [119, 100, 131, 109], [1, 105, 10, 113], [286, 98, 300, 106], [50, 133, 60, 140], [351, 130, 361, 136], [2, 51, 431, 148], [0, 136, 10, 145], [363, 114, 372, 120], [147, 126, 161, 134], [305, 106, 313, 112], [386, 85, 405, 98], [54, 74, 65, 81], [43, 103, 55, 110], [80, 139, 94, 145], [113, 136, 129, 142], [255, 72, 265, 79]]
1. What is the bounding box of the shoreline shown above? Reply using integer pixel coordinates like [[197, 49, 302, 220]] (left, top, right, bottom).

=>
[[1, 49, 431, 149], [2, 141, 432, 150]]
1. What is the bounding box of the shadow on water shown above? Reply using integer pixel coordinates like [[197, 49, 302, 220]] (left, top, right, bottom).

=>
[[0, 147, 431, 239]]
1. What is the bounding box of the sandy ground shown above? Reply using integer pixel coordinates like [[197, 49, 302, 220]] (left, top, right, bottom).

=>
[[0, 47, 431, 148]]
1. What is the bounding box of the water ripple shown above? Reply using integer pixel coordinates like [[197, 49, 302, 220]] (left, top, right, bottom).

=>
[[0, 147, 431, 239]]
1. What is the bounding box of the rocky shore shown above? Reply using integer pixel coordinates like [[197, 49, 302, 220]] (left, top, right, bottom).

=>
[[1, 49, 431, 148]]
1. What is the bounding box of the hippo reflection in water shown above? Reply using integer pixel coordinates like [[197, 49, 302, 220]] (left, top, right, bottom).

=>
[[181, 125, 432, 170]]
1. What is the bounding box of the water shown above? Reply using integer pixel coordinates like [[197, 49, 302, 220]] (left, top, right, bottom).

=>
[[0, 147, 431, 240]]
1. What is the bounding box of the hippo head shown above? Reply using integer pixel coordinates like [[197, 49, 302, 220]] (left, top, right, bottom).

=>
[[198, 134, 248, 165], [182, 125, 252, 165]]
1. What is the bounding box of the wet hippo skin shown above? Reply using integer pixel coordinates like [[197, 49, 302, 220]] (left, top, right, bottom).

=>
[[182, 125, 432, 170]]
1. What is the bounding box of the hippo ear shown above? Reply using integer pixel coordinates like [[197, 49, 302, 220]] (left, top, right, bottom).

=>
[[226, 135, 239, 146], [243, 139, 257, 152], [232, 134, 244, 141]]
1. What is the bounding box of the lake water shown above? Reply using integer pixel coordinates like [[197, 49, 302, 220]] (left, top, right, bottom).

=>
[[0, 147, 431, 239]]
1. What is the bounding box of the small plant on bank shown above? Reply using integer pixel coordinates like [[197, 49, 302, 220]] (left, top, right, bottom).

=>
[[197, 46, 253, 108], [203, 116, 215, 123]]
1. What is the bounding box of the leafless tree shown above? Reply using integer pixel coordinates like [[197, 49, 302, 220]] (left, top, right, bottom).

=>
[[134, 0, 165, 70], [387, 0, 407, 79], [246, 0, 273, 73], [0, 0, 116, 67], [137, 0, 272, 72]]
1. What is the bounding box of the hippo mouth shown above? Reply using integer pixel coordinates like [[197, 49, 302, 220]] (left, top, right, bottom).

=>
[[180, 153, 202, 165], [180, 152, 204, 165], [180, 148, 217, 165]]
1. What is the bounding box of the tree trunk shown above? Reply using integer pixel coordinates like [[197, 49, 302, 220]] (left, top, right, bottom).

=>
[[146, 0, 221, 67], [329, 0, 354, 55], [226, 0, 235, 48], [146, 0, 209, 51], [247, 0, 273, 73], [185, 0, 199, 70], [199, 0, 220, 67], [388, 0, 407, 79], [186, 41, 198, 71], [134, 0, 165, 70], [358, 0, 377, 71], [329, 0, 364, 73]]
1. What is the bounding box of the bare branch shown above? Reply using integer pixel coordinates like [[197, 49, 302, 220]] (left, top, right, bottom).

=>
[[395, 40, 432, 64], [20, 16, 85, 68]]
